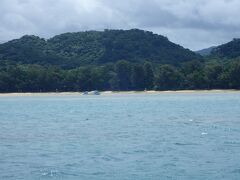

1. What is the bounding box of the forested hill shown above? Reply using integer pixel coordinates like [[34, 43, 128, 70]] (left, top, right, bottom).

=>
[[0, 29, 200, 68], [1, 29, 239, 93], [196, 46, 216, 56], [211, 38, 240, 58]]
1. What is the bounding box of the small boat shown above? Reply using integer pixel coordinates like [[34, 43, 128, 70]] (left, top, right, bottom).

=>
[[89, 90, 100, 95], [82, 91, 89, 95]]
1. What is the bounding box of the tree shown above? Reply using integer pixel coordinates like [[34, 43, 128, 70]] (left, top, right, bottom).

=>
[[185, 71, 206, 89], [109, 72, 120, 90], [143, 62, 154, 90], [115, 60, 132, 90], [181, 60, 203, 75], [228, 60, 240, 89], [155, 65, 182, 90], [75, 67, 93, 91], [131, 64, 145, 90], [204, 62, 223, 89]]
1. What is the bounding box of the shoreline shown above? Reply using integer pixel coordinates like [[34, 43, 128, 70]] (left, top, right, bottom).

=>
[[0, 90, 239, 97]]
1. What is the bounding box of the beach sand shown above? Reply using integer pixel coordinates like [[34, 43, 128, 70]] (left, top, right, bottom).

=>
[[0, 90, 239, 97]]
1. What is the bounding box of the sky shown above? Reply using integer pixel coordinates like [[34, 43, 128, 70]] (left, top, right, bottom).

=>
[[0, 0, 240, 51]]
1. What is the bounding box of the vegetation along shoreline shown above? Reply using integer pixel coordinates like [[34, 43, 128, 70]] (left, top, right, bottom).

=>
[[0, 29, 240, 93]]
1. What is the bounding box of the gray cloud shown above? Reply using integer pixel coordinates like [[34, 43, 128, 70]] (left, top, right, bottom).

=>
[[0, 0, 240, 50]]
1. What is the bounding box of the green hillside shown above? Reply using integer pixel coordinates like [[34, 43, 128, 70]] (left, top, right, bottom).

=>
[[212, 38, 240, 58], [196, 46, 216, 56], [0, 29, 200, 68], [1, 29, 240, 93]]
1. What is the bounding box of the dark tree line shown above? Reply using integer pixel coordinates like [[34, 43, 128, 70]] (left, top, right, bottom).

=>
[[0, 59, 240, 93]]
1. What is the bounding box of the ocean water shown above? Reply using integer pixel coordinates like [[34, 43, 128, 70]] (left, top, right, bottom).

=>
[[0, 92, 240, 180]]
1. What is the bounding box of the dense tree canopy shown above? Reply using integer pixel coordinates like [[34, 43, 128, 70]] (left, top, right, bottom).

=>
[[0, 59, 240, 93], [0, 29, 239, 92], [0, 29, 201, 68], [212, 38, 240, 59]]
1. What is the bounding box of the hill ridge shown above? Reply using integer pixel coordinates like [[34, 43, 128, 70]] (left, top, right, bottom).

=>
[[0, 29, 201, 68]]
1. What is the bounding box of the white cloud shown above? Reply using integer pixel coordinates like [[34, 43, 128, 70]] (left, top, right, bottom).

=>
[[0, 0, 240, 50]]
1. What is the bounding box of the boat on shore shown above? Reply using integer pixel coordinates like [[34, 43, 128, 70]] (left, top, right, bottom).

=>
[[82, 91, 89, 95], [82, 91, 100, 95]]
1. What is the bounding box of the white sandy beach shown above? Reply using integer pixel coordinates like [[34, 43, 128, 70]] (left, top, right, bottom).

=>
[[0, 90, 239, 97]]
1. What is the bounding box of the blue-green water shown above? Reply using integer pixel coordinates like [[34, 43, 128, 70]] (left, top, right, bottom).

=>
[[1, 92, 240, 180]]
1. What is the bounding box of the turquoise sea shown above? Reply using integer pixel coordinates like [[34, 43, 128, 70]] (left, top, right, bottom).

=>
[[0, 92, 240, 180]]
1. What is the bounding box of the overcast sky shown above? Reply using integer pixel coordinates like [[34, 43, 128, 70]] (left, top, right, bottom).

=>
[[0, 0, 240, 50]]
